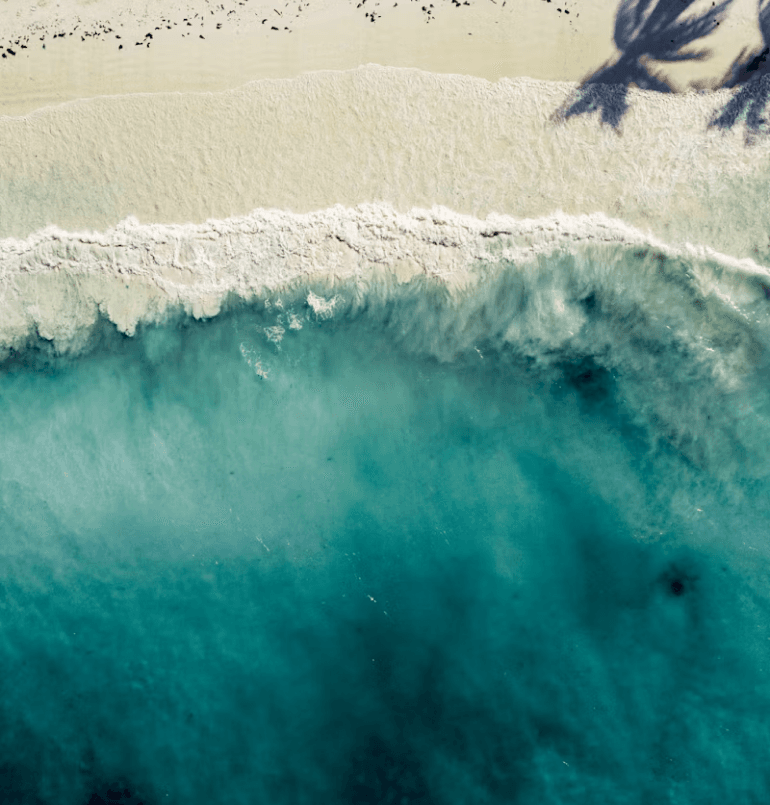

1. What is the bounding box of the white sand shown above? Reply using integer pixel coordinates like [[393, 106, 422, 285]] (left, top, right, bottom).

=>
[[0, 0, 762, 115]]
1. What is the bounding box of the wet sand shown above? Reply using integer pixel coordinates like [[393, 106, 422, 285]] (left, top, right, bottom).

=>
[[1, 65, 769, 252]]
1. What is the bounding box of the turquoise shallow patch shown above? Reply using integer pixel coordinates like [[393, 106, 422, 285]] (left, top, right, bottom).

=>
[[0, 283, 768, 805]]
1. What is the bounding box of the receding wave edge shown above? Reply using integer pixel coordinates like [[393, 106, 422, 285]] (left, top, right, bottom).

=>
[[4, 202, 770, 491]]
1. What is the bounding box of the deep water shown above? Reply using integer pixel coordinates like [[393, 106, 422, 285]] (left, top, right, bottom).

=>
[[1, 279, 769, 805]]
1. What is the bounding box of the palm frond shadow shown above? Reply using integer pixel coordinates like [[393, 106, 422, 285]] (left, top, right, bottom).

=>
[[552, 0, 732, 132], [709, 1, 770, 141]]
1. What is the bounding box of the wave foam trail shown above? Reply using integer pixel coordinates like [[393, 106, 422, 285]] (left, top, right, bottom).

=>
[[4, 202, 770, 491]]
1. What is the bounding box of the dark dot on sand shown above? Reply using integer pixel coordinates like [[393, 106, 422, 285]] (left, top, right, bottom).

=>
[[670, 579, 684, 596]]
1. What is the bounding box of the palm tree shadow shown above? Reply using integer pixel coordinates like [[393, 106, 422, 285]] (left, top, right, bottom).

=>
[[553, 0, 732, 132], [709, 0, 770, 142]]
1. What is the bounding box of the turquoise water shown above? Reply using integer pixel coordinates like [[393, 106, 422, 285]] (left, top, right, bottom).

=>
[[1, 261, 770, 804]]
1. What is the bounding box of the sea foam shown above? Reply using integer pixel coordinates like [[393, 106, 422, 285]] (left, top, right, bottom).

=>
[[2, 201, 768, 347], [3, 203, 770, 492]]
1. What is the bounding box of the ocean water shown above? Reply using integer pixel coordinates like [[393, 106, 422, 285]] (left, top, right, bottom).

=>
[[2, 214, 770, 804]]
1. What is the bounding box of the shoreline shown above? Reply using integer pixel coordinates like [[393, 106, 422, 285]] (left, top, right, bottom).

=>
[[1, 66, 767, 255], [1, 200, 767, 359]]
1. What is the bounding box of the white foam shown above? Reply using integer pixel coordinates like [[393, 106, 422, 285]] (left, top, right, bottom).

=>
[[5, 201, 770, 495], [0, 202, 767, 350]]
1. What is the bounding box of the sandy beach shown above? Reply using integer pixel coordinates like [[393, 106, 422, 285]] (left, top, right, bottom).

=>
[[0, 0, 763, 115], [2, 0, 619, 114], [0, 0, 767, 232]]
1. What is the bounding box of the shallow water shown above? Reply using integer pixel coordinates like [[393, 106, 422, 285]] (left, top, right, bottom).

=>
[[1, 256, 769, 804]]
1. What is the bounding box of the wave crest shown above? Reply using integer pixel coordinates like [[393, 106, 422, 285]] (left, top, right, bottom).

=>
[[4, 202, 770, 487]]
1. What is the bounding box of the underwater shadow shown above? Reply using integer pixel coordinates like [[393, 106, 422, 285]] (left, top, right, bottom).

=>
[[709, 0, 770, 142], [552, 0, 732, 131]]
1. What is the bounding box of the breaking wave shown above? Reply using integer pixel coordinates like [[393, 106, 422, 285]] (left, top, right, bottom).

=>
[[4, 202, 770, 490]]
